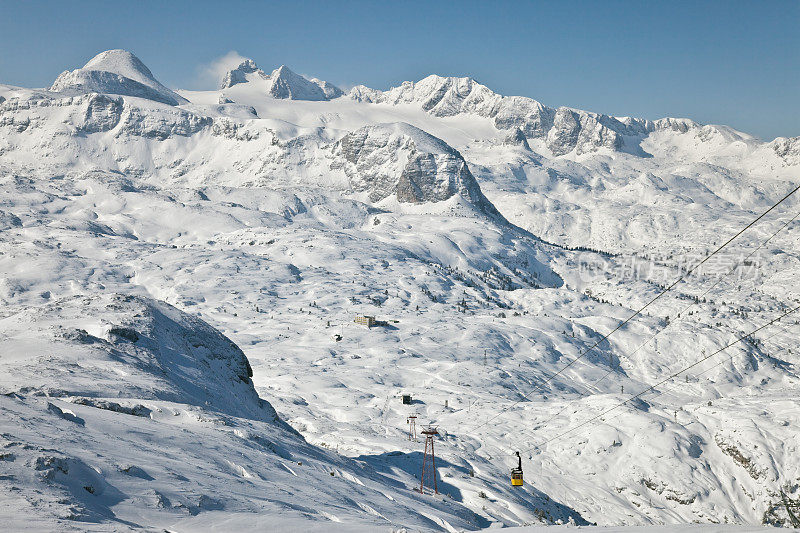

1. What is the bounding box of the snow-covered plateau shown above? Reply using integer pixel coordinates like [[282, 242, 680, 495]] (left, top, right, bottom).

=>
[[0, 50, 798, 531]]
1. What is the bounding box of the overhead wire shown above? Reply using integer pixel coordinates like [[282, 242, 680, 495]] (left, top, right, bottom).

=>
[[527, 205, 800, 433], [523, 324, 799, 457], [530, 303, 800, 451], [654, 321, 799, 403], [468, 182, 800, 433]]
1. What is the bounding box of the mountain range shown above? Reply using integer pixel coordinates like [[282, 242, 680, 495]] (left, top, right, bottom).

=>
[[1, 49, 798, 531]]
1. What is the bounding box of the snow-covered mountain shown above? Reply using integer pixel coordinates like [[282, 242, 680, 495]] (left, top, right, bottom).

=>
[[1, 49, 799, 531], [220, 58, 343, 101], [50, 49, 188, 106], [1, 293, 495, 530], [349, 74, 705, 156]]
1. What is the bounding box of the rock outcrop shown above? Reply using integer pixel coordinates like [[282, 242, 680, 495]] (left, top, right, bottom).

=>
[[219, 58, 261, 89], [770, 136, 800, 165], [333, 122, 501, 217], [503, 127, 532, 150]]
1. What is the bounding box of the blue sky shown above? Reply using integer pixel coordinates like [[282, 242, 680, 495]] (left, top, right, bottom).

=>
[[1, 0, 797, 140]]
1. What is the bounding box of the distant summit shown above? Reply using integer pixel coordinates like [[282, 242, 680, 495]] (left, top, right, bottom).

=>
[[219, 58, 261, 89], [50, 49, 188, 106], [309, 77, 344, 99], [220, 59, 342, 101], [267, 65, 329, 100]]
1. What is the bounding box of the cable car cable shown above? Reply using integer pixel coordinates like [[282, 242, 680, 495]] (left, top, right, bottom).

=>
[[525, 330, 799, 457], [528, 206, 800, 433], [651, 322, 799, 405], [511, 290, 800, 457], [467, 183, 800, 433], [530, 303, 800, 450]]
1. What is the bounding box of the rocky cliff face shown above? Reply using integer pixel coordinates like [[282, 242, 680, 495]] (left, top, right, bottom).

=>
[[332, 122, 501, 216], [547, 107, 622, 155], [219, 58, 261, 89], [770, 136, 800, 165], [0, 91, 210, 140]]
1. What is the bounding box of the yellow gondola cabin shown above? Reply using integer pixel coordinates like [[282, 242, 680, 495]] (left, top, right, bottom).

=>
[[511, 451, 523, 486]]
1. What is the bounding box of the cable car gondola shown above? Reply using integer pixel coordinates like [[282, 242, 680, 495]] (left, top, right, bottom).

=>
[[511, 451, 523, 486]]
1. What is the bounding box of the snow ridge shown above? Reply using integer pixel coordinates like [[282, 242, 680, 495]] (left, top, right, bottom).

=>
[[349, 74, 706, 155]]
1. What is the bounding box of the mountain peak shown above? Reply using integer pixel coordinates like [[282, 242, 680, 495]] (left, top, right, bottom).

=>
[[237, 58, 258, 71], [310, 77, 344, 99], [220, 60, 342, 101], [220, 58, 263, 89], [50, 49, 187, 106], [82, 49, 155, 84], [266, 65, 329, 100]]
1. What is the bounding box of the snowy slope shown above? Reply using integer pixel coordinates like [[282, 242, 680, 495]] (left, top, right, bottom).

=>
[[0, 293, 489, 531], [1, 49, 799, 531]]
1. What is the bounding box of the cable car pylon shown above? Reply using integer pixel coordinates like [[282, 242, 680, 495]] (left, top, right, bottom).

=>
[[419, 426, 439, 495], [407, 412, 418, 441]]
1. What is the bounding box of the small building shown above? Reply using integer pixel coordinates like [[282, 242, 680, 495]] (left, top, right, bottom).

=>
[[402, 394, 413, 405], [354, 315, 376, 328]]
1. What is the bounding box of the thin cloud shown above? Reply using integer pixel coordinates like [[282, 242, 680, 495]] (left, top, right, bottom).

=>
[[193, 52, 356, 93], [194, 51, 250, 90]]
